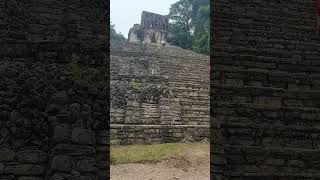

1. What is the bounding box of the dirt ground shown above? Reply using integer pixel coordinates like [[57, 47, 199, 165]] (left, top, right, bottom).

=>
[[110, 144, 209, 180]]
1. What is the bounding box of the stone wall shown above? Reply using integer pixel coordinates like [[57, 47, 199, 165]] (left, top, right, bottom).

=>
[[211, 0, 320, 179], [128, 11, 169, 44], [141, 11, 169, 31], [110, 42, 210, 145], [144, 29, 168, 44], [0, 0, 109, 180]]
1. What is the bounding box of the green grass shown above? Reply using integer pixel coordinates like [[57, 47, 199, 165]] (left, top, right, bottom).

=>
[[110, 142, 208, 165]]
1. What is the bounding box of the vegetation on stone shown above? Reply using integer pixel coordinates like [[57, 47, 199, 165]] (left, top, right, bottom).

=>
[[110, 43, 209, 144], [130, 79, 142, 92]]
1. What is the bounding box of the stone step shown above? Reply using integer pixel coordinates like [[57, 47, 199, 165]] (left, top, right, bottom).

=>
[[220, 145, 320, 177], [180, 106, 209, 112], [212, 51, 320, 70], [141, 103, 158, 107], [179, 100, 210, 106], [169, 80, 209, 85], [219, 122, 320, 149], [213, 101, 320, 128], [213, 14, 318, 38], [169, 81, 209, 86], [212, 66, 320, 79], [169, 87, 210, 92], [111, 46, 208, 60], [171, 89, 209, 94], [212, 85, 320, 109]]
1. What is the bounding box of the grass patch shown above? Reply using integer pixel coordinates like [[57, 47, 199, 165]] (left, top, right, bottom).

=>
[[110, 142, 208, 165]]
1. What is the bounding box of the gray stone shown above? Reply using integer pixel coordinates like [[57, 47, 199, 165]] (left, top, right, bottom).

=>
[[68, 175, 94, 180], [52, 91, 68, 105], [18, 177, 43, 180], [0, 150, 15, 161], [16, 150, 47, 163], [49, 173, 70, 180], [5, 164, 45, 175], [71, 128, 95, 145], [0, 163, 4, 174], [50, 155, 73, 172], [74, 157, 97, 172], [54, 124, 71, 142], [52, 144, 96, 156]]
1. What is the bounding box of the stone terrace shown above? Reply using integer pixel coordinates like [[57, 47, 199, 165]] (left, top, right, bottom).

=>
[[110, 42, 210, 145]]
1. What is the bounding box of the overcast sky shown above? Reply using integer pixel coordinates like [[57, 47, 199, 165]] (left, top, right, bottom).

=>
[[111, 0, 179, 38]]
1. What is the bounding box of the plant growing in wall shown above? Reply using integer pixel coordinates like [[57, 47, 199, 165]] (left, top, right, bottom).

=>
[[69, 54, 96, 88], [130, 79, 142, 93]]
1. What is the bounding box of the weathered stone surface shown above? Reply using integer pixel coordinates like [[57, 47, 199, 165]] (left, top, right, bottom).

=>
[[97, 170, 108, 180], [0, 175, 15, 180], [68, 175, 94, 180], [4, 164, 45, 175], [212, 0, 320, 179], [49, 173, 70, 180], [71, 128, 95, 145], [18, 177, 43, 180], [0, 0, 108, 179], [16, 150, 47, 163], [52, 144, 96, 156], [128, 11, 169, 44], [50, 155, 73, 173], [0, 163, 4, 174], [54, 124, 71, 142], [73, 157, 97, 172], [110, 42, 210, 145], [0, 150, 15, 161]]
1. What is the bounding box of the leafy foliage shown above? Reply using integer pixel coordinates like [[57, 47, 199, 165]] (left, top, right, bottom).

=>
[[111, 23, 127, 42], [168, 0, 209, 54], [130, 79, 142, 92]]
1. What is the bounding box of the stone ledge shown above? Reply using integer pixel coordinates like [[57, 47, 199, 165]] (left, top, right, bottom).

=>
[[225, 172, 320, 178], [110, 124, 209, 145], [110, 124, 210, 128]]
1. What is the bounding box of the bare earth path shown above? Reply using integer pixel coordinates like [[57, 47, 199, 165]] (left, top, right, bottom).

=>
[[111, 144, 209, 180]]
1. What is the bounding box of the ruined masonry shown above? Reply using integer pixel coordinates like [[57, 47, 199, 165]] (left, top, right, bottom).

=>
[[110, 42, 210, 145], [0, 0, 109, 179], [128, 11, 170, 44], [211, 0, 320, 179]]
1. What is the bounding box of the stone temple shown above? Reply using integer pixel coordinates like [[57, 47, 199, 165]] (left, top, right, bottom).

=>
[[128, 11, 170, 44], [110, 42, 210, 145]]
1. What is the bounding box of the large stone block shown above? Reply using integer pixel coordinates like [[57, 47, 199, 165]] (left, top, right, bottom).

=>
[[50, 155, 73, 173], [52, 144, 96, 156], [0, 150, 15, 161], [54, 124, 71, 142], [97, 170, 108, 180], [4, 164, 45, 175], [68, 175, 95, 180], [18, 177, 43, 180], [16, 150, 47, 163], [0, 163, 4, 174], [71, 128, 95, 145], [73, 157, 97, 172], [254, 96, 282, 107]]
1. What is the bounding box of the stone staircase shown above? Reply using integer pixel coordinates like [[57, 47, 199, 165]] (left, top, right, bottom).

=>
[[110, 42, 210, 145], [141, 103, 160, 124]]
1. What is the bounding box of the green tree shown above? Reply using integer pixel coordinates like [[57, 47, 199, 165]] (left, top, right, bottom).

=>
[[168, 0, 209, 54], [111, 23, 126, 42]]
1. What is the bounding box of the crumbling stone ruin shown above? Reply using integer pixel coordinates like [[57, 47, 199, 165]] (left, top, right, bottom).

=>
[[211, 0, 320, 179], [128, 11, 171, 44], [110, 42, 210, 145], [0, 0, 108, 179]]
